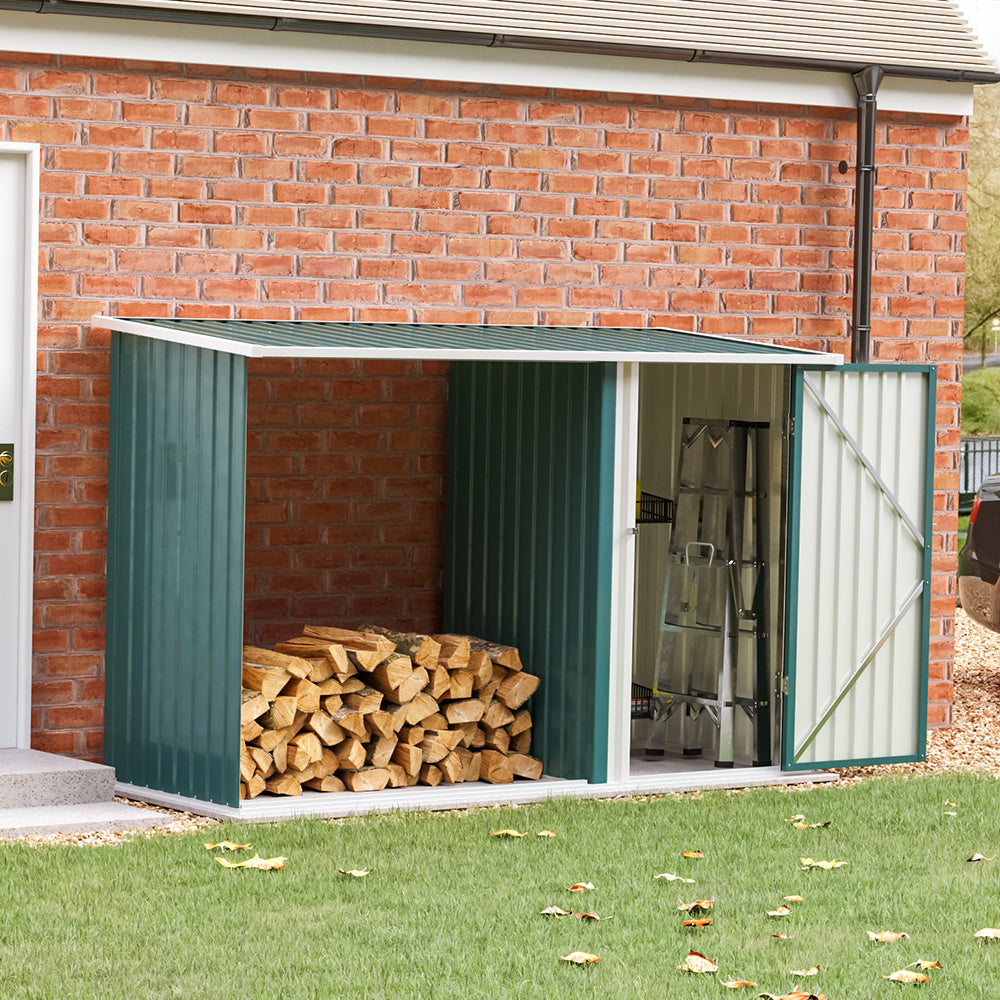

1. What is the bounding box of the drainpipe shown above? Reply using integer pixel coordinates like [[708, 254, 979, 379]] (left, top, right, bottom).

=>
[[851, 65, 884, 364]]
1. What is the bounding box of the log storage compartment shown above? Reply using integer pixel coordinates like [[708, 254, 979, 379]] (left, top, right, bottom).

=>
[[240, 626, 541, 798]]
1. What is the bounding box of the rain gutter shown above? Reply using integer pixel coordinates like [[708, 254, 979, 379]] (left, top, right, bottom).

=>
[[3, 0, 1000, 84]]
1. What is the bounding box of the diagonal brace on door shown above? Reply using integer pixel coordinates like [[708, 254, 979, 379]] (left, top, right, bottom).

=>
[[802, 374, 924, 547], [793, 579, 923, 761]]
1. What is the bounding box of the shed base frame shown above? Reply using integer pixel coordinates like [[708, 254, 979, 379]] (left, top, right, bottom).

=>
[[116, 767, 836, 822]]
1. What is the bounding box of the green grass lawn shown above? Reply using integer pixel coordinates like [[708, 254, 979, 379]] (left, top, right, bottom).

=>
[[5, 774, 1000, 998]]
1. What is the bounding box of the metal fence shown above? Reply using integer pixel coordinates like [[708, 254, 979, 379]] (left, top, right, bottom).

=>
[[960, 436, 1000, 511]]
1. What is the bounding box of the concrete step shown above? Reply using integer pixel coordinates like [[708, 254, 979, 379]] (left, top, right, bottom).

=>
[[0, 749, 114, 808], [0, 800, 174, 839]]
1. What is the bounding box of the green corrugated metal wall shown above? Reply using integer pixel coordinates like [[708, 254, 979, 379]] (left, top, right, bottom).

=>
[[444, 361, 617, 782], [106, 333, 247, 806]]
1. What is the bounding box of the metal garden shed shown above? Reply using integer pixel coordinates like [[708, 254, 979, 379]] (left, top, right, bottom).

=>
[[96, 315, 934, 817]]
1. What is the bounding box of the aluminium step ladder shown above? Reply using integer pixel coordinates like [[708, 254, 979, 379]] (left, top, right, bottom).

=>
[[650, 418, 771, 767]]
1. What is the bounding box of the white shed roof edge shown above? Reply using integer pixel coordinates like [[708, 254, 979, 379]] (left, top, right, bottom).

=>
[[94, 315, 846, 365]]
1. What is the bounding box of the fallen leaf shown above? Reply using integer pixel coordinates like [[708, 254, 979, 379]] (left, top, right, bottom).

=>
[[560, 952, 600, 964], [975, 928, 1000, 938], [784, 895, 805, 903], [883, 970, 930, 984], [205, 840, 251, 851], [654, 872, 696, 883], [791, 966, 820, 976], [338, 868, 373, 877], [540, 906, 572, 917], [772, 933, 789, 939], [945, 800, 959, 807], [575, 912, 601, 921], [908, 960, 943, 970], [675, 949, 717, 973], [768, 905, 793, 917], [215, 854, 287, 870], [799, 857, 847, 870], [567, 882, 595, 893], [677, 899, 714, 913], [868, 931, 910, 943], [537, 830, 557, 838], [757, 992, 825, 999], [722, 979, 758, 988], [681, 850, 705, 858], [792, 821, 832, 829], [682, 917, 713, 928], [490, 829, 525, 838], [786, 814, 807, 823], [968, 853, 997, 862], [945, 811, 958, 817]]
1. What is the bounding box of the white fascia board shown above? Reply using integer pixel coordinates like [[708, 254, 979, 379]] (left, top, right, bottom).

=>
[[0, 9, 974, 115], [94, 315, 846, 365]]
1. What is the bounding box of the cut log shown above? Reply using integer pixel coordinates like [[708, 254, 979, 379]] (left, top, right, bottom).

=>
[[359, 626, 441, 669], [322, 694, 344, 716], [241, 689, 269, 725], [509, 753, 543, 780], [418, 763, 442, 786], [450, 721, 479, 748], [240, 747, 255, 783], [365, 736, 397, 768], [241, 719, 264, 742], [482, 699, 516, 729], [483, 727, 510, 754], [405, 692, 438, 725], [480, 749, 514, 784], [288, 731, 323, 763], [281, 677, 321, 713], [386, 763, 409, 788], [275, 639, 352, 676], [427, 665, 451, 701], [510, 729, 532, 754], [243, 645, 311, 679], [446, 670, 474, 700], [313, 747, 340, 779], [507, 710, 532, 737], [497, 671, 540, 710], [335, 738, 367, 772], [467, 650, 493, 689], [242, 662, 292, 701], [438, 751, 464, 784], [339, 677, 365, 695], [304, 656, 335, 684], [306, 711, 345, 746], [364, 661, 428, 705], [466, 637, 524, 673], [246, 772, 267, 798], [288, 763, 315, 783], [418, 735, 450, 764], [422, 712, 448, 731], [303, 625, 395, 670], [454, 746, 482, 782], [385, 702, 411, 734], [399, 725, 425, 746], [341, 766, 391, 792], [250, 728, 287, 753], [304, 774, 346, 792], [431, 634, 471, 672], [261, 695, 298, 731], [247, 745, 273, 773], [444, 698, 486, 726], [271, 740, 288, 773], [343, 685, 383, 714], [330, 708, 368, 741], [366, 710, 396, 740], [477, 670, 504, 706], [391, 742, 422, 777], [363, 655, 415, 693], [265, 772, 302, 796]]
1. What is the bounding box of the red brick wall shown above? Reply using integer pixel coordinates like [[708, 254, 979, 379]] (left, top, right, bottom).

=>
[[3, 53, 964, 757]]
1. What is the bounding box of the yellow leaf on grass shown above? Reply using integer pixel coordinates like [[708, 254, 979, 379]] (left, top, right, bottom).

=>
[[799, 857, 847, 870], [768, 905, 792, 917], [675, 949, 717, 973], [786, 814, 807, 823], [681, 850, 705, 858], [791, 965, 820, 976], [722, 979, 758, 988], [541, 906, 572, 917], [677, 900, 714, 913], [975, 928, 1000, 938], [490, 829, 525, 838], [772, 933, 790, 939], [909, 960, 943, 970], [575, 912, 601, 921], [968, 853, 997, 862], [758, 992, 826, 1000], [205, 840, 251, 851], [945, 811, 958, 817], [883, 970, 930, 984], [682, 918, 712, 928], [792, 821, 831, 829], [338, 868, 373, 877], [784, 895, 804, 903], [868, 931, 910, 943], [216, 854, 287, 870], [560, 952, 600, 964], [567, 882, 595, 893], [945, 800, 959, 807], [537, 830, 557, 838], [654, 872, 696, 883]]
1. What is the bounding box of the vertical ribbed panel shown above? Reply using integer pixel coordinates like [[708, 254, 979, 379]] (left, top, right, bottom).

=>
[[106, 333, 246, 805], [783, 365, 933, 769], [445, 361, 616, 782]]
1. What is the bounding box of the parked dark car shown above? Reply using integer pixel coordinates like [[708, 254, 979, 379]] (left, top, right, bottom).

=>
[[958, 474, 1000, 632]]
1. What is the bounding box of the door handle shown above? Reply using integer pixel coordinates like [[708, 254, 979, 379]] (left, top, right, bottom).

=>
[[0, 445, 12, 501]]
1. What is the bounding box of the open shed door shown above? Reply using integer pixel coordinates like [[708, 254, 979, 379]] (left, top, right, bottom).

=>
[[783, 365, 934, 769]]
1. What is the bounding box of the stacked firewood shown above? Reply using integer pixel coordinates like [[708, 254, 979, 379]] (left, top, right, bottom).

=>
[[239, 625, 541, 798]]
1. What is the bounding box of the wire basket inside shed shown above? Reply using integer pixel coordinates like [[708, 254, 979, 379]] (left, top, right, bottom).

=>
[[636, 492, 673, 524], [631, 682, 654, 720]]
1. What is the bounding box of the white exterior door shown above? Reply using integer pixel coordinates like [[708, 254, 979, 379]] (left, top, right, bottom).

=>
[[0, 144, 38, 749], [783, 365, 934, 769]]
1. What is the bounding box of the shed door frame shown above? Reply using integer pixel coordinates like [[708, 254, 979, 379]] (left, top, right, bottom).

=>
[[0, 143, 38, 751]]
